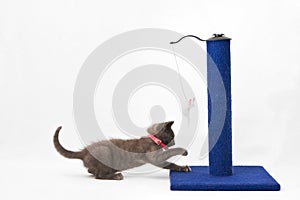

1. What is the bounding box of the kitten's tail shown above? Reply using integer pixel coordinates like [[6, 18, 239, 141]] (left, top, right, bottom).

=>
[[53, 126, 85, 160]]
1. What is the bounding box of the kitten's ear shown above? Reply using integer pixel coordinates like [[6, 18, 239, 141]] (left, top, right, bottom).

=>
[[165, 121, 174, 128]]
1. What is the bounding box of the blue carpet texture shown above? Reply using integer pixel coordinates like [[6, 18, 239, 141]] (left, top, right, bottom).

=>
[[170, 166, 280, 191]]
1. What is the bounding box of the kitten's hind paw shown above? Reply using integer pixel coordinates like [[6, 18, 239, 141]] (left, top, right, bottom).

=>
[[112, 173, 124, 180], [95, 173, 124, 180]]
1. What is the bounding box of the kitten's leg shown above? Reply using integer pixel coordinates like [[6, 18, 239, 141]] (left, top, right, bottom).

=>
[[147, 148, 190, 172], [152, 161, 191, 172], [147, 148, 187, 164], [93, 163, 123, 180]]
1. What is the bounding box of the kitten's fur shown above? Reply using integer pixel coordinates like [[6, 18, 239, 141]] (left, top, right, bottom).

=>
[[53, 121, 191, 180]]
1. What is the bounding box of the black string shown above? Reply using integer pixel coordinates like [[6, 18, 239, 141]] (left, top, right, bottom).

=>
[[170, 35, 206, 44]]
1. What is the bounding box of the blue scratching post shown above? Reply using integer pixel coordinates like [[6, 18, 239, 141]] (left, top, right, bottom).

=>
[[207, 36, 232, 176], [169, 34, 280, 191]]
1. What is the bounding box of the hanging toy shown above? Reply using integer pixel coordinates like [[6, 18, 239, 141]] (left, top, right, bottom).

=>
[[170, 40, 196, 124]]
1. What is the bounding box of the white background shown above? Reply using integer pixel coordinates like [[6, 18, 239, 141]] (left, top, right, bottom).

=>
[[1, 0, 300, 199]]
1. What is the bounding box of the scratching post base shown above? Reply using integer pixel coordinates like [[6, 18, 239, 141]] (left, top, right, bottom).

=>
[[170, 166, 280, 191]]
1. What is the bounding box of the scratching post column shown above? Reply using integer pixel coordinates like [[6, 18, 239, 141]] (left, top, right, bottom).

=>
[[207, 34, 232, 176]]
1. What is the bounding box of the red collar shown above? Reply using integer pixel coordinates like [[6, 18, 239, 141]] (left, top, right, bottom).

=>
[[148, 134, 169, 150]]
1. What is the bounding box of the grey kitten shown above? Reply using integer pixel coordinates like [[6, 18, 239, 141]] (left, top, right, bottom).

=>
[[53, 121, 191, 180]]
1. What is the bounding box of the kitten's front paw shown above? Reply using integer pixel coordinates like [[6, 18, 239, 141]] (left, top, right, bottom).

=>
[[182, 150, 188, 156], [178, 165, 192, 172], [185, 166, 192, 172]]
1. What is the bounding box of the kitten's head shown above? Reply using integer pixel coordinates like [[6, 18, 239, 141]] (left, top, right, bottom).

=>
[[147, 121, 175, 147]]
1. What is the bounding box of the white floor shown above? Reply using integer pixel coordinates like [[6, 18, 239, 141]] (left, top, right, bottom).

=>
[[1, 156, 298, 200]]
